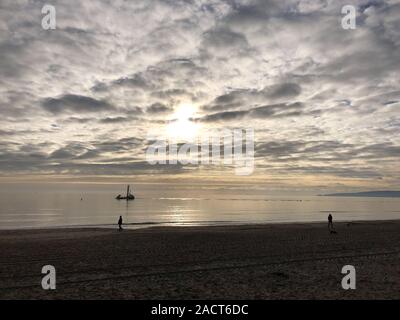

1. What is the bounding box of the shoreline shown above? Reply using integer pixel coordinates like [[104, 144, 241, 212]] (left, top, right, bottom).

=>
[[1, 217, 400, 232], [1, 220, 399, 299]]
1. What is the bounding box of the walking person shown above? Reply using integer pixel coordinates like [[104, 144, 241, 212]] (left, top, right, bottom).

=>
[[118, 215, 123, 231], [328, 213, 334, 233]]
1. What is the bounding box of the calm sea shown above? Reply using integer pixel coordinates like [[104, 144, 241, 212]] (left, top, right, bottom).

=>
[[0, 182, 399, 229]]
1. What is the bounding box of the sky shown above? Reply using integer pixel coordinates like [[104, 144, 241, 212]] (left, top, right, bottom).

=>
[[0, 0, 399, 192]]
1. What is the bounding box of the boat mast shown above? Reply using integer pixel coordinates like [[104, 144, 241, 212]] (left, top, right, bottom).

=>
[[126, 185, 130, 199]]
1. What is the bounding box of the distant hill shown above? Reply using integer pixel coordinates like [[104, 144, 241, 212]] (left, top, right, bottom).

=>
[[320, 191, 400, 198]]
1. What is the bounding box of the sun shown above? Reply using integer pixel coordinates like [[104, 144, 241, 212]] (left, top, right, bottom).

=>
[[166, 103, 200, 141]]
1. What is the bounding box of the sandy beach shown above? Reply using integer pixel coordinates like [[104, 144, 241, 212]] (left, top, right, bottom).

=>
[[0, 220, 399, 299]]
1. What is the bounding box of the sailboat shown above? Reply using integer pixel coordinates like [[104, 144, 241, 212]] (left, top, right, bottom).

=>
[[115, 185, 135, 201]]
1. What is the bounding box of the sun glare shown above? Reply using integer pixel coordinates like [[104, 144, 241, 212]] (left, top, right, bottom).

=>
[[166, 104, 200, 141]]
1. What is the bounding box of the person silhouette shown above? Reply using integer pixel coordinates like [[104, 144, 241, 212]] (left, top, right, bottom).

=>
[[118, 215, 123, 231], [328, 214, 333, 233]]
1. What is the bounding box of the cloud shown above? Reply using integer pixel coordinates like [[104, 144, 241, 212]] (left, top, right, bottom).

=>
[[42, 94, 114, 114], [199, 110, 248, 122], [199, 102, 310, 122], [202, 83, 302, 112], [92, 73, 150, 92], [269, 83, 302, 99], [99, 116, 133, 124], [0, 0, 399, 187], [201, 27, 250, 52], [146, 103, 172, 114]]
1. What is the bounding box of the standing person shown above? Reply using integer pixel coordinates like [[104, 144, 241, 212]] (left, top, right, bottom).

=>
[[328, 213, 333, 233], [118, 215, 123, 231]]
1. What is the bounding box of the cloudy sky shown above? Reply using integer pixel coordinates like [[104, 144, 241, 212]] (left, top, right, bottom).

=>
[[0, 0, 399, 191]]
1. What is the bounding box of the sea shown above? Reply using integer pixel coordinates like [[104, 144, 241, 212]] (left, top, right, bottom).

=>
[[0, 182, 399, 229]]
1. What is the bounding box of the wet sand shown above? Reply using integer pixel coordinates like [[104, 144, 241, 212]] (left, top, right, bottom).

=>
[[0, 220, 399, 299]]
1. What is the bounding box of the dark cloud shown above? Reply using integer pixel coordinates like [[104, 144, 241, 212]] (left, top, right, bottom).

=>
[[202, 83, 302, 112], [255, 140, 400, 168], [202, 27, 249, 50], [99, 116, 138, 124], [0, 129, 35, 136], [146, 103, 172, 114], [199, 110, 248, 122], [199, 102, 309, 122], [269, 83, 302, 99], [250, 102, 304, 118], [92, 73, 150, 92], [62, 116, 94, 124], [42, 94, 114, 114], [90, 137, 144, 154], [48, 143, 93, 160]]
